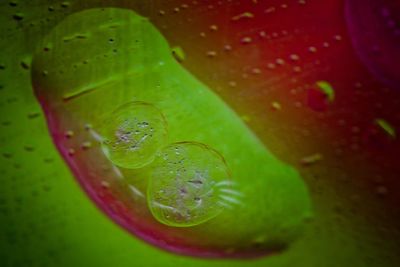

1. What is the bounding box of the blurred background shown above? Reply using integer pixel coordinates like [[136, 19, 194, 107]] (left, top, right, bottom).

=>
[[0, 0, 399, 266]]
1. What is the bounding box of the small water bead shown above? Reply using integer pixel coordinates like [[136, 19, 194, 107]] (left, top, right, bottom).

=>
[[100, 102, 168, 169], [259, 31, 267, 38], [228, 81, 237, 87], [67, 148, 75, 156], [375, 118, 396, 139], [206, 51, 217, 58], [307, 81, 335, 112], [12, 13, 24, 21], [24, 145, 35, 152], [9, 1, 18, 7], [265, 7, 276, 14], [147, 142, 230, 227], [276, 58, 285, 65], [300, 153, 323, 166], [241, 37, 252, 44], [231, 12, 254, 21], [81, 141, 92, 150], [61, 1, 71, 8], [334, 35, 343, 41], [271, 101, 282, 111], [84, 123, 93, 131], [27, 112, 40, 119], [316, 81, 335, 102], [64, 130, 74, 138], [289, 54, 300, 61], [251, 68, 261, 74], [209, 25, 218, 31], [322, 42, 330, 48], [171, 46, 185, 63], [223, 45, 232, 51], [20, 58, 31, 70], [308, 46, 317, 53]]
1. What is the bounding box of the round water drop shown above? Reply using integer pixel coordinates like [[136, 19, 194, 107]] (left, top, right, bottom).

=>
[[100, 101, 168, 169], [148, 142, 230, 227]]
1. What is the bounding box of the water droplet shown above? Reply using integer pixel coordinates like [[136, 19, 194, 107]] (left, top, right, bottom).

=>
[[27, 112, 40, 119], [223, 45, 232, 52], [265, 7, 276, 14], [228, 81, 237, 87], [2, 152, 12, 159], [101, 180, 110, 188], [293, 66, 302, 73], [64, 130, 74, 138], [375, 118, 396, 139], [300, 153, 322, 166], [276, 58, 285, 65], [61, 1, 70, 8], [20, 57, 31, 70], [241, 37, 252, 44], [206, 51, 217, 58], [334, 35, 342, 41], [316, 81, 335, 102], [84, 124, 93, 131], [24, 145, 35, 152], [289, 54, 300, 61], [271, 101, 282, 111], [231, 12, 254, 21], [12, 13, 24, 21], [259, 31, 267, 38], [172, 46, 185, 63], [308, 46, 317, 53], [322, 42, 330, 48], [307, 81, 335, 111], [252, 235, 267, 246], [147, 142, 231, 227], [209, 25, 218, 31], [67, 148, 75, 156], [100, 101, 168, 169], [81, 142, 92, 150]]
